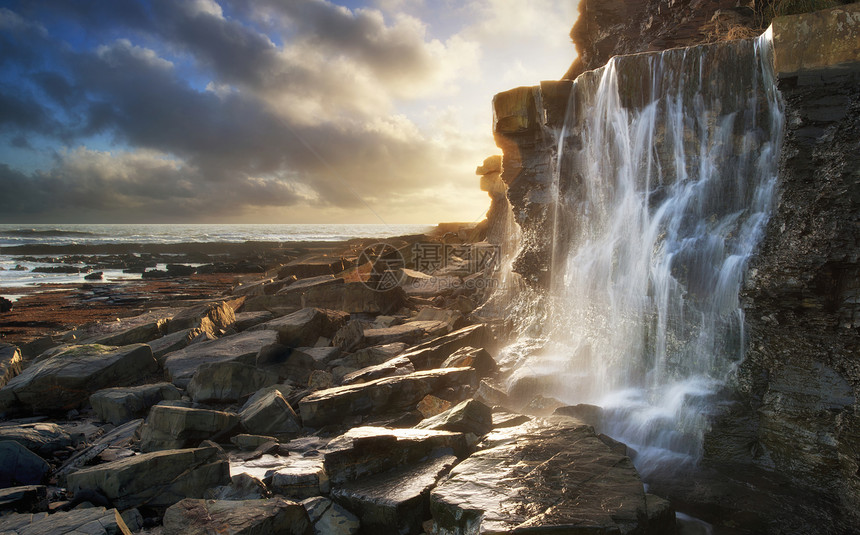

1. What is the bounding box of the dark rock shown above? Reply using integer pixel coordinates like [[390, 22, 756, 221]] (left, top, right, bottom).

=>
[[138, 405, 239, 452], [0, 344, 157, 412], [299, 367, 477, 429], [55, 419, 142, 484], [257, 346, 341, 384], [301, 282, 407, 315], [0, 485, 48, 513], [66, 446, 230, 510], [332, 454, 457, 535], [278, 257, 352, 280], [441, 346, 498, 378], [430, 418, 668, 533], [83, 271, 103, 280], [204, 473, 272, 500], [186, 361, 276, 403], [0, 441, 50, 488], [0, 297, 13, 313], [301, 496, 360, 535], [162, 497, 312, 535], [239, 388, 302, 439], [141, 269, 170, 279], [415, 399, 493, 436], [165, 263, 196, 276], [234, 310, 274, 331], [90, 382, 182, 425]]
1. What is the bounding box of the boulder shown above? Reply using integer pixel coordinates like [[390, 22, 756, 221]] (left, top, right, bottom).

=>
[[340, 355, 414, 385], [0, 507, 131, 535], [257, 346, 341, 384], [298, 367, 477, 429], [332, 455, 457, 535], [0, 485, 48, 513], [416, 395, 452, 418], [415, 399, 493, 436], [0, 342, 22, 389], [147, 328, 199, 360], [322, 426, 469, 485], [55, 419, 142, 485], [163, 330, 285, 388], [0, 297, 12, 313], [90, 383, 182, 425], [163, 497, 312, 535], [0, 344, 157, 412], [166, 300, 235, 335], [441, 346, 498, 378], [249, 307, 349, 348], [363, 321, 449, 347], [85, 321, 164, 347], [138, 405, 239, 452], [66, 446, 230, 510], [204, 473, 271, 500], [553, 403, 605, 428], [301, 282, 406, 315], [239, 389, 302, 439], [302, 496, 360, 535], [0, 423, 76, 458], [430, 418, 669, 534], [491, 410, 531, 429], [474, 380, 510, 408], [186, 361, 276, 403], [271, 456, 330, 499], [331, 320, 373, 352], [0, 441, 50, 488], [399, 324, 488, 370], [307, 370, 334, 390]]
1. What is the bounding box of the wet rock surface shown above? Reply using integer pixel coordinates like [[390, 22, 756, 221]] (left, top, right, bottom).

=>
[[162, 497, 312, 535]]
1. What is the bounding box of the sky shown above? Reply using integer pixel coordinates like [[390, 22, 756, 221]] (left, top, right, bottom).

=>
[[0, 0, 579, 224]]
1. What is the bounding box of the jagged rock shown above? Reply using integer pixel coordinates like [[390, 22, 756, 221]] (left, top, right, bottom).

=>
[[120, 509, 143, 532], [409, 307, 464, 330], [186, 361, 276, 403], [55, 420, 142, 484], [66, 446, 230, 510], [331, 319, 373, 352], [0, 507, 131, 535], [491, 410, 531, 429], [239, 389, 302, 439], [363, 321, 449, 347], [399, 324, 488, 370], [234, 311, 274, 331], [332, 455, 457, 535], [307, 370, 334, 390], [298, 367, 477, 429], [90, 383, 182, 425], [257, 346, 341, 384], [430, 418, 669, 534], [138, 405, 239, 452], [416, 395, 452, 418], [0, 342, 22, 389], [204, 473, 272, 500], [416, 399, 493, 436], [271, 455, 330, 499], [0, 441, 50, 488], [302, 496, 360, 535], [163, 330, 285, 388], [340, 355, 414, 385], [147, 328, 199, 360], [249, 307, 349, 348], [0, 297, 12, 313], [166, 300, 235, 335], [0, 485, 48, 513], [163, 497, 312, 535], [0, 423, 77, 458], [474, 380, 510, 408], [231, 434, 278, 451], [0, 344, 156, 412], [323, 426, 469, 485], [554, 403, 604, 428], [301, 282, 406, 315], [441, 346, 498, 378]]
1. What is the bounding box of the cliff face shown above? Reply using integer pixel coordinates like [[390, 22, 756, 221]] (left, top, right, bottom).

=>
[[489, 3, 860, 532]]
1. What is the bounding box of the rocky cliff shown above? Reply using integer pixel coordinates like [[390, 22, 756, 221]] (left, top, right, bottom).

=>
[[488, 3, 860, 532]]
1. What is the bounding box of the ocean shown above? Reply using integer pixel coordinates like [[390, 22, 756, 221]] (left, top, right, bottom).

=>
[[0, 223, 434, 298]]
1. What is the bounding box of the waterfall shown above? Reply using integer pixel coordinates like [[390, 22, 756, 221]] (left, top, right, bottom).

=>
[[504, 31, 784, 477]]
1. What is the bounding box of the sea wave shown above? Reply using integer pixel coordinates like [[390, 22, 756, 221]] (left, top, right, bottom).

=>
[[0, 229, 103, 238]]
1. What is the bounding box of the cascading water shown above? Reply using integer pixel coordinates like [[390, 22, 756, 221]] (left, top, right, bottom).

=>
[[504, 31, 784, 477]]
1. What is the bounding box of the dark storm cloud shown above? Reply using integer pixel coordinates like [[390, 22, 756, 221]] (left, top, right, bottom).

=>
[[0, 0, 469, 222]]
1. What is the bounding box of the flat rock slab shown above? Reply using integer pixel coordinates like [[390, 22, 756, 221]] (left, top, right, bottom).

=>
[[66, 446, 230, 510], [340, 355, 414, 385], [415, 399, 493, 436], [323, 426, 468, 485], [139, 405, 239, 452], [362, 321, 449, 347], [163, 497, 312, 535], [298, 367, 476, 429], [163, 330, 283, 388], [258, 346, 342, 384], [0, 422, 76, 458], [0, 485, 48, 514], [0, 507, 131, 535], [332, 454, 457, 535], [330, 343, 407, 370], [0, 344, 156, 412], [271, 455, 330, 499], [430, 418, 672, 534], [90, 383, 182, 425], [249, 307, 349, 348]]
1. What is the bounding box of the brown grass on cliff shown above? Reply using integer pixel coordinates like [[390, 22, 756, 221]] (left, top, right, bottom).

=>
[[757, 0, 851, 25]]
